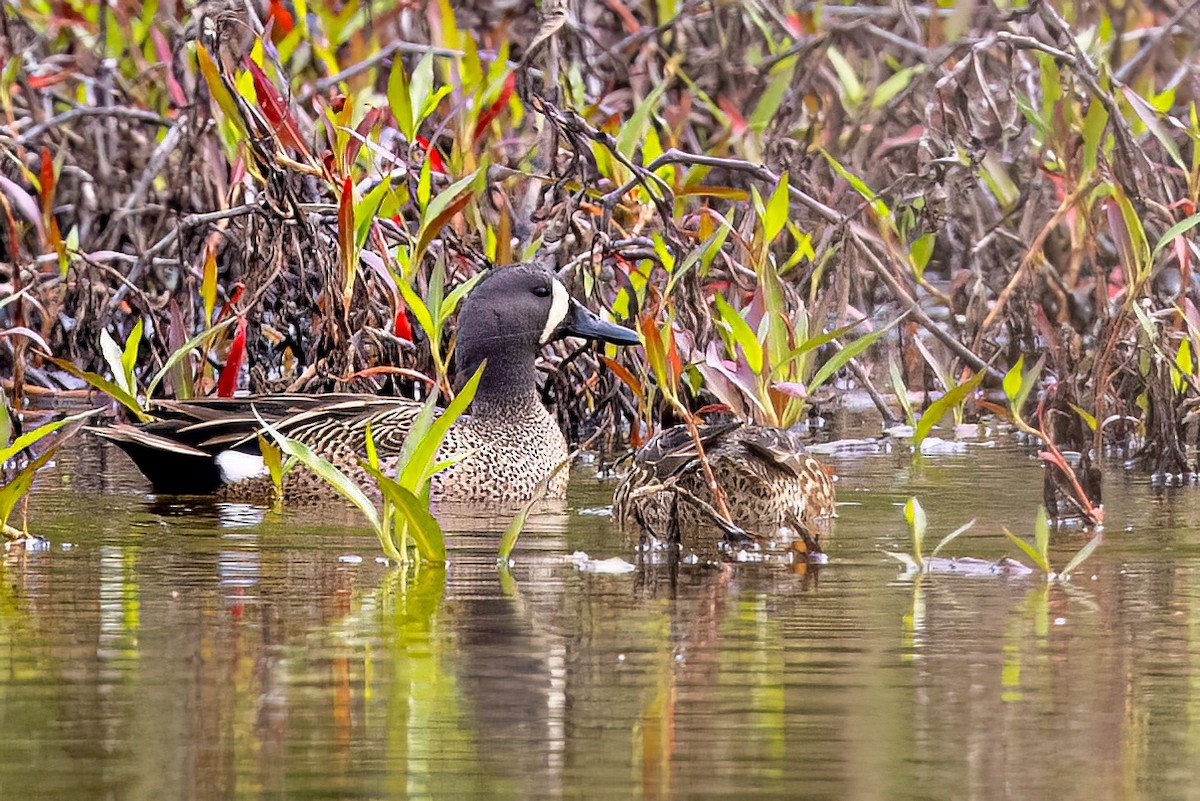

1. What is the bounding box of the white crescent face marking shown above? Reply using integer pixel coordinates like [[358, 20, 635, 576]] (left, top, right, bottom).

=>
[[539, 280, 570, 345], [215, 450, 268, 485]]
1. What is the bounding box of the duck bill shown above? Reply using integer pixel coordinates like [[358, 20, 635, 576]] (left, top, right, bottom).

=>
[[562, 298, 641, 346]]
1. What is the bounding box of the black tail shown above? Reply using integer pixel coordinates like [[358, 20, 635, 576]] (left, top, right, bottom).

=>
[[90, 425, 226, 494]]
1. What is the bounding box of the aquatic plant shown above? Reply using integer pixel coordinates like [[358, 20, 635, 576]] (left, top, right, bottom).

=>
[[884, 497, 976, 573], [6, 1, 1200, 501], [888, 497, 1102, 581], [48, 318, 237, 420], [1002, 506, 1104, 581], [258, 365, 483, 564], [0, 395, 96, 541]]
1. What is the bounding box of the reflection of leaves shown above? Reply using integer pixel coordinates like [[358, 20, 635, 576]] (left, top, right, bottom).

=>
[[497, 453, 573, 561]]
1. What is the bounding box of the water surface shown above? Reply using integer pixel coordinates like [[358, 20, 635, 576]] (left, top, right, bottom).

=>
[[3, 439, 1200, 799]]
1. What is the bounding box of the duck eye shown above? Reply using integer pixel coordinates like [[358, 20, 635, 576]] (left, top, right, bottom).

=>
[[532, 285, 552, 298]]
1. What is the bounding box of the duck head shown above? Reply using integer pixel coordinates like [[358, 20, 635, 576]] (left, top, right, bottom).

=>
[[454, 264, 639, 403]]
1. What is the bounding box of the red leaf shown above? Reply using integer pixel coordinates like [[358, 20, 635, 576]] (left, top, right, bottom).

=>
[[394, 305, 413, 341], [267, 0, 295, 38], [244, 57, 310, 156], [38, 146, 55, 219], [26, 71, 72, 89], [341, 108, 381, 170], [217, 317, 247, 398], [215, 281, 246, 324], [151, 29, 187, 107], [473, 72, 515, 144], [717, 96, 748, 136], [415, 135, 446, 174]]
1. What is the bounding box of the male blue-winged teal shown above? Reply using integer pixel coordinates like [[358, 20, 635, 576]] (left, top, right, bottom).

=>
[[94, 264, 640, 503], [613, 421, 836, 556]]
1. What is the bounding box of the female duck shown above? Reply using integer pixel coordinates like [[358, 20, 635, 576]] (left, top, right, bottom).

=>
[[613, 420, 836, 555], [95, 264, 640, 503]]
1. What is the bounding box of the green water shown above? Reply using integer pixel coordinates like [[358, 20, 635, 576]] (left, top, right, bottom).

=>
[[4, 440, 1200, 799]]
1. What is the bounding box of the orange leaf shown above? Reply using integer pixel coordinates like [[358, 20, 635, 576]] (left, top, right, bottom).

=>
[[599, 355, 643, 396], [413, 189, 472, 263]]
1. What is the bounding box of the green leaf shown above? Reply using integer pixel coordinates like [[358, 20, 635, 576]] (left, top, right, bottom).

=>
[[48, 357, 150, 421], [763, 172, 790, 244], [818, 148, 889, 218], [1002, 355, 1025, 403], [144, 317, 237, 399], [1081, 97, 1109, 177], [258, 415, 381, 533], [910, 233, 936, 279], [442, 272, 484, 320], [889, 358, 914, 425], [1003, 527, 1050, 574], [387, 56, 414, 139], [416, 154, 432, 210], [0, 389, 10, 451], [364, 465, 446, 563], [1119, 85, 1186, 170], [904, 497, 927, 567], [0, 449, 55, 529], [1150, 212, 1200, 265], [871, 66, 918, 110], [1033, 505, 1050, 567], [749, 55, 797, 133], [1003, 354, 1045, 421], [1060, 531, 1104, 579], [1174, 337, 1193, 394], [806, 322, 894, 395], [363, 420, 380, 470], [930, 519, 976, 558], [100, 328, 128, 395], [400, 363, 484, 489], [616, 80, 668, 159], [826, 46, 864, 109], [257, 434, 285, 492], [0, 408, 97, 465], [395, 394, 439, 484], [415, 168, 479, 263], [1069, 403, 1098, 431], [713, 294, 763, 373], [409, 52, 436, 131], [121, 318, 143, 392], [397, 278, 436, 340], [912, 369, 987, 449]]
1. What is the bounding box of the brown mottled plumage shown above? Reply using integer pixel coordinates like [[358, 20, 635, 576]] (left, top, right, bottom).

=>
[[92, 265, 639, 504], [613, 421, 837, 558]]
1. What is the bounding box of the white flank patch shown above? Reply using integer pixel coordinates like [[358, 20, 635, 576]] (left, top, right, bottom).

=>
[[539, 280, 570, 344], [215, 450, 269, 484]]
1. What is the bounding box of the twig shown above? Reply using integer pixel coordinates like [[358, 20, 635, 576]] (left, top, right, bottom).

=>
[[297, 41, 467, 103], [18, 107, 172, 145]]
